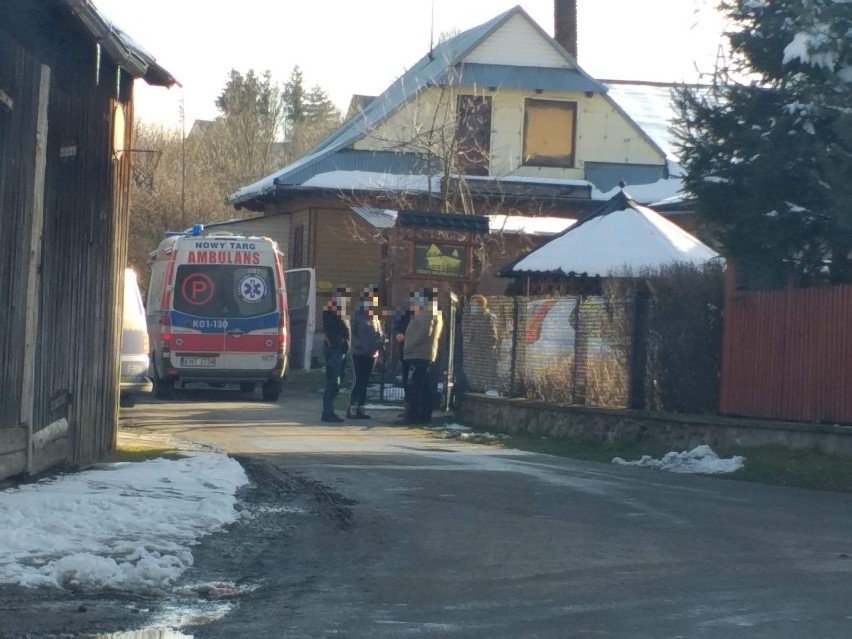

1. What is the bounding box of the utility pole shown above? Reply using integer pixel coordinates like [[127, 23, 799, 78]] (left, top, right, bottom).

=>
[[180, 91, 186, 221]]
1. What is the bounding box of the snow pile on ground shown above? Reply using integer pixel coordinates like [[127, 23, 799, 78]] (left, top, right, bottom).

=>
[[0, 452, 248, 591], [612, 445, 745, 474]]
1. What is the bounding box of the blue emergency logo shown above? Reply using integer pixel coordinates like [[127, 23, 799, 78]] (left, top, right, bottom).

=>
[[237, 273, 268, 304]]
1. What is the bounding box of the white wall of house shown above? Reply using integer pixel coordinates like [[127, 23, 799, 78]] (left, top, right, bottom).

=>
[[354, 85, 665, 180], [462, 12, 570, 68]]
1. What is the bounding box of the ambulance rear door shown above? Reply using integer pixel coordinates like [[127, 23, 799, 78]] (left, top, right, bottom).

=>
[[284, 267, 316, 370]]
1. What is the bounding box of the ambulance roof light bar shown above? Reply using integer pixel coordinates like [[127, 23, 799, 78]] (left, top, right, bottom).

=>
[[164, 224, 205, 238]]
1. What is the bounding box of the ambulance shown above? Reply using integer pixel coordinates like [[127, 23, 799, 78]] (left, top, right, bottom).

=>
[[146, 226, 288, 401]]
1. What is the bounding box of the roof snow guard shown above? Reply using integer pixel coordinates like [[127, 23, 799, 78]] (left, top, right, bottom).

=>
[[500, 190, 718, 278], [63, 0, 179, 87], [398, 211, 489, 233]]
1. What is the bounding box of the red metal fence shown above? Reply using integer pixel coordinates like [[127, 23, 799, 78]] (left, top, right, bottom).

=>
[[720, 268, 852, 423]]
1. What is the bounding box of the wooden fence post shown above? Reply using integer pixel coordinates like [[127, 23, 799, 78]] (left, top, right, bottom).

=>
[[628, 288, 650, 410], [509, 297, 520, 396]]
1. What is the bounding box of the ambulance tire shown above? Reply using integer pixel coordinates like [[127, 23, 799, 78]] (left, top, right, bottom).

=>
[[153, 367, 174, 400], [262, 381, 282, 402]]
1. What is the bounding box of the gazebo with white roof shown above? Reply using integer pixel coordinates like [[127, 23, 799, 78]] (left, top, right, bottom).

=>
[[501, 190, 718, 281]]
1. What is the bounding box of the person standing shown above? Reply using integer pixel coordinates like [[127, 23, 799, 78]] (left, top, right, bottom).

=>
[[348, 286, 384, 419], [392, 296, 414, 414], [463, 294, 499, 392], [321, 289, 351, 423], [399, 288, 444, 425]]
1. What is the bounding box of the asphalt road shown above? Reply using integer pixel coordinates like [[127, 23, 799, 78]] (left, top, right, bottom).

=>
[[4, 386, 852, 638]]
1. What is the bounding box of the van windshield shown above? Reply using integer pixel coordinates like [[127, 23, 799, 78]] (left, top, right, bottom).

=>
[[173, 265, 277, 318], [123, 270, 145, 316]]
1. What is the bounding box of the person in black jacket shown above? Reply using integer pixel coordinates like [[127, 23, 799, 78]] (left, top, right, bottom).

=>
[[321, 288, 351, 423], [392, 297, 414, 413]]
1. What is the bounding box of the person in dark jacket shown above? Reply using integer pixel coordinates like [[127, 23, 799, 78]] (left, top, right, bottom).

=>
[[321, 288, 351, 423], [392, 297, 414, 412], [347, 286, 385, 419]]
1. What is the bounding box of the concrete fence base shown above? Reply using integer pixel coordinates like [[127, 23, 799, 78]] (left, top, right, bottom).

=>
[[457, 394, 852, 458], [0, 428, 27, 480]]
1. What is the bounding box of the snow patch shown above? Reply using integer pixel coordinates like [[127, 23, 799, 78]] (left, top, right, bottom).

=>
[[0, 452, 248, 591], [612, 445, 745, 474], [301, 170, 435, 192]]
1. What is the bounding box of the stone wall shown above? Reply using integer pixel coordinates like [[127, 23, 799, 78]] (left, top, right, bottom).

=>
[[457, 394, 852, 458]]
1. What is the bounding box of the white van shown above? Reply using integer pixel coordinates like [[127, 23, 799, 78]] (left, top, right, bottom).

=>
[[146, 227, 289, 401], [120, 268, 153, 407]]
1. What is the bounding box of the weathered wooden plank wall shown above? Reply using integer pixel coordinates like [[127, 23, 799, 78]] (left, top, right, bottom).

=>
[[0, 29, 39, 434], [0, 2, 133, 472]]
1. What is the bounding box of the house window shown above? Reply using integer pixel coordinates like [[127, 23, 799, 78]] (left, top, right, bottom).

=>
[[292, 224, 304, 268], [455, 95, 492, 176], [523, 98, 577, 168]]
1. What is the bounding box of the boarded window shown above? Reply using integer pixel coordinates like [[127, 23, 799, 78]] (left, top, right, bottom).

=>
[[523, 99, 576, 168], [455, 95, 492, 176], [292, 224, 304, 268]]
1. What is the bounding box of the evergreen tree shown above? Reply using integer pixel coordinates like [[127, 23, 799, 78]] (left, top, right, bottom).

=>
[[211, 69, 286, 188], [282, 72, 341, 158], [282, 65, 306, 132], [304, 84, 341, 131], [674, 0, 852, 284]]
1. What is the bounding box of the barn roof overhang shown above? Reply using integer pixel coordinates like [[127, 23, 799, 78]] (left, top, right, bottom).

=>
[[63, 0, 180, 87]]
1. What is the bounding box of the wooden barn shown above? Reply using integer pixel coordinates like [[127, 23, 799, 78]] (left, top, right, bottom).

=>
[[0, 0, 176, 480]]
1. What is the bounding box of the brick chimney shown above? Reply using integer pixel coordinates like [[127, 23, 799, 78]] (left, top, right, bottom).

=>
[[554, 0, 578, 60]]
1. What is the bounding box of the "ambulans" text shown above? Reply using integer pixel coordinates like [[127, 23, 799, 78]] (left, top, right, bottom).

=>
[[186, 251, 261, 265]]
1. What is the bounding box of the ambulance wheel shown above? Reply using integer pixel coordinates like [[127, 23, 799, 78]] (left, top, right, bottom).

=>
[[262, 381, 281, 402], [153, 369, 174, 400], [240, 383, 256, 393]]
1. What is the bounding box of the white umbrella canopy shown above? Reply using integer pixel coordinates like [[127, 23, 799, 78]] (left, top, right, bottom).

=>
[[505, 191, 718, 277]]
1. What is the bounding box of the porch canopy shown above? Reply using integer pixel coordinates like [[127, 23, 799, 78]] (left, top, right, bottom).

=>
[[500, 190, 718, 278]]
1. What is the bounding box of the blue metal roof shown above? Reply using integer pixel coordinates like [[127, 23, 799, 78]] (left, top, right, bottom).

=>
[[453, 63, 605, 93], [351, 207, 398, 229], [228, 5, 609, 206], [399, 210, 489, 233], [273, 150, 436, 187]]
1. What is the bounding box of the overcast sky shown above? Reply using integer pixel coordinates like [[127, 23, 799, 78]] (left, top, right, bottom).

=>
[[93, 0, 726, 130]]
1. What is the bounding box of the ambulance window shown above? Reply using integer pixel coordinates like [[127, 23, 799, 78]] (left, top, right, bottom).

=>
[[147, 265, 164, 312], [173, 265, 276, 318], [285, 270, 311, 310]]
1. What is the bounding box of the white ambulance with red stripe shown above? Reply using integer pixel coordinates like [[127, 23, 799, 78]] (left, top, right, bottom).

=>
[[146, 226, 288, 401]]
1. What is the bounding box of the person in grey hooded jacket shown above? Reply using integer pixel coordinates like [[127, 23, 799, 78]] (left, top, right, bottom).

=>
[[348, 286, 385, 419], [397, 287, 443, 425]]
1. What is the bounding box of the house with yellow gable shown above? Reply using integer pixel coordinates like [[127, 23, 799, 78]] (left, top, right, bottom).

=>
[[220, 1, 683, 355]]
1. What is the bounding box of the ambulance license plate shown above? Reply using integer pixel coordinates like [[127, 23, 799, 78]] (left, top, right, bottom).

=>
[[182, 357, 216, 367]]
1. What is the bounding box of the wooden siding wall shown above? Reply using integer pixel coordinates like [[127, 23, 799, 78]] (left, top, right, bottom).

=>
[[720, 269, 852, 423], [0, 7, 132, 469], [0, 29, 38, 435], [313, 208, 383, 308]]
